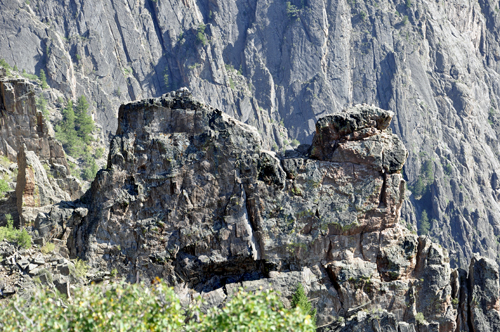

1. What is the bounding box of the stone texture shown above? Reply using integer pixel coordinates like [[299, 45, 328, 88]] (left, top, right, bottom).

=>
[[2, 0, 500, 272], [469, 256, 500, 332], [43, 90, 460, 329]]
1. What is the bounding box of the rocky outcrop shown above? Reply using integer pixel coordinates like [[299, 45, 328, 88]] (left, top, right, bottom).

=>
[[0, 70, 66, 166], [0, 69, 82, 226], [36, 90, 459, 329], [0, 237, 106, 300], [2, 0, 500, 270], [25, 90, 500, 330]]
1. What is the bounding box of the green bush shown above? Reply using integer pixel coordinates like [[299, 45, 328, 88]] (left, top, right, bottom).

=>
[[22, 69, 39, 81], [0, 178, 10, 198], [286, 2, 300, 19], [291, 283, 316, 328], [0, 214, 31, 249], [196, 24, 207, 45], [0, 59, 12, 76], [41, 242, 55, 254], [36, 95, 50, 120], [70, 258, 89, 279], [187, 287, 316, 331], [444, 163, 453, 176], [0, 281, 315, 332], [40, 69, 49, 89], [55, 96, 99, 181], [420, 210, 430, 235], [415, 312, 426, 324]]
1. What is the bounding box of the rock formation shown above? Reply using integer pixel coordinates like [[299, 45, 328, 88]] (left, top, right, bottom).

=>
[[0, 89, 495, 330], [26, 90, 455, 329], [1, 0, 500, 269], [0, 67, 82, 226]]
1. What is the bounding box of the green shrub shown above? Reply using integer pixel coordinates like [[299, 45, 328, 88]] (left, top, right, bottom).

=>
[[415, 312, 426, 324], [291, 139, 300, 147], [0, 281, 315, 331], [0, 59, 12, 76], [291, 283, 316, 328], [40, 69, 49, 89], [70, 259, 89, 279], [0, 214, 31, 249], [286, 2, 300, 19], [0, 178, 9, 198], [74, 95, 94, 143], [188, 287, 316, 331], [22, 69, 39, 81], [420, 210, 430, 235], [41, 242, 55, 254], [18, 228, 31, 249], [55, 96, 98, 181], [36, 95, 50, 120], [423, 160, 434, 183], [0, 280, 185, 331], [196, 24, 207, 45]]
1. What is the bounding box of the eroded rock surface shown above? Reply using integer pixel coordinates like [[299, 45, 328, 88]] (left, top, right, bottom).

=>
[[0, 72, 82, 226], [35, 90, 465, 329], [3, 0, 500, 270]]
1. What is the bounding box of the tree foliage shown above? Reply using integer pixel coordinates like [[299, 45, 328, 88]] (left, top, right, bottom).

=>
[[420, 210, 430, 235], [0, 178, 9, 198], [0, 214, 31, 249], [74, 95, 94, 143], [0, 281, 315, 332], [196, 24, 207, 45], [291, 283, 316, 328], [39, 69, 49, 89], [54, 96, 99, 181], [0, 58, 12, 76]]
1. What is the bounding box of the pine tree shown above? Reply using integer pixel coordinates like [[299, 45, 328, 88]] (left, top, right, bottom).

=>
[[291, 283, 316, 327], [75, 95, 94, 143], [58, 100, 79, 155], [420, 210, 430, 235], [39, 69, 48, 89]]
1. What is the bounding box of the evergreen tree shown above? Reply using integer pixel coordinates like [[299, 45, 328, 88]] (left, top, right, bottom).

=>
[[74, 95, 94, 143], [291, 283, 316, 327], [420, 210, 430, 235], [58, 100, 79, 155], [39, 69, 48, 89]]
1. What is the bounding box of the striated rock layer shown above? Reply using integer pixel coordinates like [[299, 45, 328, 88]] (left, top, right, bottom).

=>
[[33, 89, 470, 329]]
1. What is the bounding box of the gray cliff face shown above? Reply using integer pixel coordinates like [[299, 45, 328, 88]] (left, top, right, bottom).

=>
[[1, 0, 500, 268]]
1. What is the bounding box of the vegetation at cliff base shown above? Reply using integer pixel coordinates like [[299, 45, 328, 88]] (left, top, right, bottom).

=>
[[0, 177, 9, 198], [0, 280, 315, 331], [55, 95, 98, 180], [0, 214, 31, 249]]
